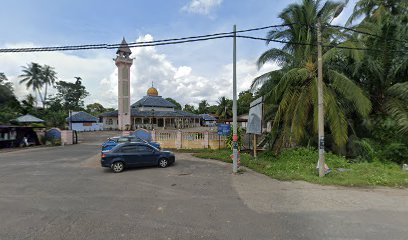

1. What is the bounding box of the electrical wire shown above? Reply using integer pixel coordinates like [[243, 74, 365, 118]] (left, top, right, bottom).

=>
[[236, 35, 408, 53], [0, 23, 297, 53], [326, 24, 408, 44], [0, 22, 406, 53]]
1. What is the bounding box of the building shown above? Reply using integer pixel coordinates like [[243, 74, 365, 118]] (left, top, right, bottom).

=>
[[13, 114, 45, 125], [200, 114, 217, 126], [225, 114, 249, 129], [66, 111, 103, 131], [101, 87, 200, 130]]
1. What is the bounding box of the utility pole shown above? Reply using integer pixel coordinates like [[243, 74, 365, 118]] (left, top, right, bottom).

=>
[[232, 25, 238, 174], [317, 20, 325, 177]]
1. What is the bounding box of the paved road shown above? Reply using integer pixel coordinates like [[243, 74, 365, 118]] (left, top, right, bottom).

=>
[[0, 132, 407, 240]]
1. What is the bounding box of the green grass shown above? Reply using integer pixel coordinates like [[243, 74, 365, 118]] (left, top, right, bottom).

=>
[[191, 148, 408, 188]]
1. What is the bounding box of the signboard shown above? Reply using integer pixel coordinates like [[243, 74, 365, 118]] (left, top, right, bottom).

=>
[[217, 124, 231, 136], [246, 96, 263, 134]]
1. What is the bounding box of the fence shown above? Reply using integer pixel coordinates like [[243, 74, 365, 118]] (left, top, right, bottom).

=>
[[151, 130, 227, 149]]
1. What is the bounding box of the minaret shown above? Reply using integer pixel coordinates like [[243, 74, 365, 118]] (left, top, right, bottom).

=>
[[115, 38, 133, 130]]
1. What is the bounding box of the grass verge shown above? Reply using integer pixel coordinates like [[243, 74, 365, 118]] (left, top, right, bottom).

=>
[[191, 147, 408, 187]]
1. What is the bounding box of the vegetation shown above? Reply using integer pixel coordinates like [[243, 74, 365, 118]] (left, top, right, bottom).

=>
[[251, 0, 408, 166], [192, 148, 408, 187]]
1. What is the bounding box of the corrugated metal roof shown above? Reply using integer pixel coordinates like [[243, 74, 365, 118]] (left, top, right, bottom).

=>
[[15, 114, 45, 123], [199, 114, 217, 121], [66, 111, 98, 122], [131, 96, 176, 108]]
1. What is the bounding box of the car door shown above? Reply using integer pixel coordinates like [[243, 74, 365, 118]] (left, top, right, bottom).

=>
[[120, 145, 143, 167], [135, 144, 157, 166]]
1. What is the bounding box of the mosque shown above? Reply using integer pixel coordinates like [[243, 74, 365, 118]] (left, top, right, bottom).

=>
[[100, 38, 200, 130]]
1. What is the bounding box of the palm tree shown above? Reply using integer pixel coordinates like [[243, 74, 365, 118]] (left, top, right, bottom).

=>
[[252, 0, 371, 150], [346, 0, 408, 133], [216, 97, 232, 121], [19, 63, 44, 107], [42, 65, 57, 107]]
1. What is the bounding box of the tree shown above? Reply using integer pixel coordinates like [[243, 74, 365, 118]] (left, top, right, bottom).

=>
[[346, 0, 408, 134], [165, 98, 182, 110], [86, 102, 106, 116], [252, 0, 371, 150], [197, 100, 209, 114], [42, 65, 57, 107], [183, 104, 196, 113], [55, 78, 89, 110], [0, 73, 21, 124], [237, 91, 253, 115], [19, 63, 44, 107], [216, 96, 232, 121]]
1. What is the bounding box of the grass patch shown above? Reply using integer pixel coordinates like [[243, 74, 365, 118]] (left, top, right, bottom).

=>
[[192, 147, 408, 187]]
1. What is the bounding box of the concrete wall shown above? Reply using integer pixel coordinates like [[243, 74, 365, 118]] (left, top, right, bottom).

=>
[[72, 122, 103, 132], [153, 130, 227, 149]]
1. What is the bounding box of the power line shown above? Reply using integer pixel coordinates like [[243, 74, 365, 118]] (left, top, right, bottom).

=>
[[0, 23, 297, 53], [326, 24, 408, 44], [236, 35, 408, 53]]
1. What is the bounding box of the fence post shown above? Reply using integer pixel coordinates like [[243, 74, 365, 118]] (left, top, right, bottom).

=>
[[176, 130, 182, 149], [151, 129, 156, 141], [204, 131, 209, 149]]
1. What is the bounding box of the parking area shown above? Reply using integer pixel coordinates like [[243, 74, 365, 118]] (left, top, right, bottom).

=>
[[0, 131, 407, 240]]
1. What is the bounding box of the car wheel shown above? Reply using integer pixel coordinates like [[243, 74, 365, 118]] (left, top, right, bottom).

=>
[[158, 158, 168, 168], [112, 161, 125, 173]]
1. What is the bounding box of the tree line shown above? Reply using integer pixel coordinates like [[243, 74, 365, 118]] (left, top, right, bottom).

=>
[[252, 0, 407, 164]]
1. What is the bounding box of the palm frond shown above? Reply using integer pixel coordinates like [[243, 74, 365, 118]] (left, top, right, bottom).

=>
[[328, 69, 372, 116]]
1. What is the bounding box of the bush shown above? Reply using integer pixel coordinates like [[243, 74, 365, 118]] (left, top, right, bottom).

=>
[[382, 143, 408, 164]]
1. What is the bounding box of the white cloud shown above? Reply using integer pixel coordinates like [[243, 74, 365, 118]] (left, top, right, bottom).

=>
[[0, 43, 113, 106], [100, 35, 279, 107], [181, 0, 223, 15], [1, 35, 279, 110]]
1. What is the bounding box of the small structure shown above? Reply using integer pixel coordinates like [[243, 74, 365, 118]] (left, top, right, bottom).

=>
[[66, 111, 102, 132], [200, 114, 217, 126], [0, 125, 39, 148], [225, 114, 248, 129], [14, 114, 45, 125]]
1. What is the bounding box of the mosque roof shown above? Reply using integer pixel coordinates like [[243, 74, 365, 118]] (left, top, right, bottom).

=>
[[131, 95, 176, 108]]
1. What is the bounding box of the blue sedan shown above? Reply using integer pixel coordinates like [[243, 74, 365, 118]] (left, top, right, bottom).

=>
[[101, 142, 175, 173], [101, 136, 161, 151]]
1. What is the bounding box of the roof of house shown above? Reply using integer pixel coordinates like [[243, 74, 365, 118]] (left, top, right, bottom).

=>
[[66, 111, 98, 122], [200, 114, 217, 121], [131, 95, 176, 108], [15, 114, 45, 123], [100, 109, 199, 118]]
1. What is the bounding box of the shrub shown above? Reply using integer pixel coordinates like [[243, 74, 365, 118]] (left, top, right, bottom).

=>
[[382, 143, 408, 164]]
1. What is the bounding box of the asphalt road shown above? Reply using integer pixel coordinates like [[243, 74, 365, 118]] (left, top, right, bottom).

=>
[[0, 132, 407, 240]]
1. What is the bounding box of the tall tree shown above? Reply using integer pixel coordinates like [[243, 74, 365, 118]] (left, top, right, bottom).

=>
[[86, 102, 106, 115], [216, 96, 232, 121], [42, 65, 57, 107], [55, 78, 89, 110], [197, 100, 209, 114], [0, 73, 20, 123], [183, 104, 196, 113], [237, 91, 253, 115], [19, 63, 44, 107], [165, 98, 182, 110], [252, 0, 371, 150], [346, 0, 408, 134]]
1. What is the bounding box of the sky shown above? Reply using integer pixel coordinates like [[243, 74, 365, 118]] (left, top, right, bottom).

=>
[[0, 0, 357, 108]]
